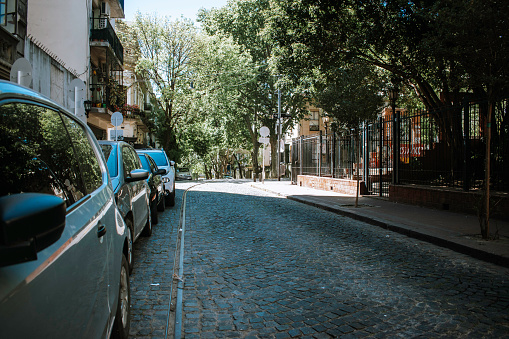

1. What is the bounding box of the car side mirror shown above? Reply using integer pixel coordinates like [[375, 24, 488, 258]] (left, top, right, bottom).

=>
[[170, 160, 175, 167], [126, 169, 149, 182], [0, 193, 66, 267], [156, 168, 167, 175]]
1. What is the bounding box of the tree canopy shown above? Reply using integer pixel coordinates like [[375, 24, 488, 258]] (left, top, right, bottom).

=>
[[267, 0, 509, 109]]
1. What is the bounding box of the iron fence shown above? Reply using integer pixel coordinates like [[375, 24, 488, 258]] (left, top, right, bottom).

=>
[[291, 99, 509, 196]]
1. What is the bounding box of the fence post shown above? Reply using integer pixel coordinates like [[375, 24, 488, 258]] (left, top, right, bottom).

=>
[[463, 96, 470, 191], [332, 132, 336, 178], [363, 122, 369, 187], [379, 117, 383, 196], [318, 130, 322, 177], [299, 135, 303, 179], [330, 133, 334, 176], [392, 109, 400, 184]]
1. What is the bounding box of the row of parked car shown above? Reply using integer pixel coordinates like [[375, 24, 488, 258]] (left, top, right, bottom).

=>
[[0, 81, 175, 338]]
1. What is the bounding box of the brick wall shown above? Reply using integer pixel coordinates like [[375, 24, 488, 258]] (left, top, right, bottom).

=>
[[297, 175, 368, 195], [389, 185, 509, 219]]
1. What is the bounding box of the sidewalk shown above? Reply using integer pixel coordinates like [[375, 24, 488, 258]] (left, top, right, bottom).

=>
[[249, 179, 509, 268]]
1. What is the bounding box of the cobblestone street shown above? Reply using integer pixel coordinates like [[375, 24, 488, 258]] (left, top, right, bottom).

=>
[[182, 181, 509, 338], [129, 181, 509, 338], [128, 188, 183, 338]]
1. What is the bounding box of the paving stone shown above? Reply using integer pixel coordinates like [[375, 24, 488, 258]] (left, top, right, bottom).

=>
[[129, 182, 509, 338]]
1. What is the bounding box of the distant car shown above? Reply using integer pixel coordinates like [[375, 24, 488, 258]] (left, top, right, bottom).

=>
[[99, 141, 151, 273], [0, 81, 130, 338], [137, 152, 166, 224], [177, 167, 192, 180], [136, 149, 176, 206]]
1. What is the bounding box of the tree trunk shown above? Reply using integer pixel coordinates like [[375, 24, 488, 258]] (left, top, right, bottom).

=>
[[252, 143, 260, 182], [270, 136, 278, 178]]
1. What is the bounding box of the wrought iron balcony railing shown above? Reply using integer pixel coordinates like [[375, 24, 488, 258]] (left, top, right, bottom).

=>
[[90, 17, 124, 65]]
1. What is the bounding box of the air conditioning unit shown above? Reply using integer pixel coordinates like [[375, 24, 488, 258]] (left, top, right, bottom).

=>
[[100, 2, 110, 17], [99, 17, 108, 29]]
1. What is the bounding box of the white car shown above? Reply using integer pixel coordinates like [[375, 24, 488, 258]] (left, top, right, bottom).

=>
[[136, 149, 176, 206], [177, 167, 192, 180]]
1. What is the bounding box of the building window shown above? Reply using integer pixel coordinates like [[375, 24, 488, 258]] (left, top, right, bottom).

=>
[[0, 1, 7, 26], [309, 110, 319, 131]]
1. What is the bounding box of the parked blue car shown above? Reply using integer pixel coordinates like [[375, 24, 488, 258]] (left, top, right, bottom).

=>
[[137, 151, 166, 224], [99, 140, 151, 273], [0, 81, 130, 338]]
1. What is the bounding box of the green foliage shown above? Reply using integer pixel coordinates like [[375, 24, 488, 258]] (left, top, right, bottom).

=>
[[311, 63, 386, 129], [267, 0, 509, 110], [198, 0, 308, 177], [120, 13, 199, 159]]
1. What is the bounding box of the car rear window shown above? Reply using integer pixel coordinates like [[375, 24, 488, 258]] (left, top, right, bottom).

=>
[[138, 154, 150, 171], [100, 144, 118, 177], [143, 152, 168, 167], [179, 168, 190, 173]]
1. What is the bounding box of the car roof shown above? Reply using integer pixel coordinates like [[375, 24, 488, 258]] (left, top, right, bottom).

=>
[[0, 81, 91, 133], [98, 140, 131, 147], [137, 148, 165, 153], [0, 80, 51, 102], [0, 80, 70, 115]]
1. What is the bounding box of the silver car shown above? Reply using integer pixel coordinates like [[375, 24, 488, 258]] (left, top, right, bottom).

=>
[[0, 81, 130, 338]]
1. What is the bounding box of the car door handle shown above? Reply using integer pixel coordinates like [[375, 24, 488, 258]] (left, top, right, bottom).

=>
[[97, 222, 107, 238]]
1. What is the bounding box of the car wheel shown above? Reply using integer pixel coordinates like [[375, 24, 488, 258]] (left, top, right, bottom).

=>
[[157, 193, 165, 212], [152, 200, 159, 225], [125, 220, 134, 274], [141, 207, 152, 237], [111, 254, 131, 339]]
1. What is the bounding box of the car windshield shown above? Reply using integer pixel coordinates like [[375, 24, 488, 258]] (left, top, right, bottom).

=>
[[179, 168, 190, 173], [100, 144, 118, 177], [138, 154, 150, 171], [144, 152, 168, 167]]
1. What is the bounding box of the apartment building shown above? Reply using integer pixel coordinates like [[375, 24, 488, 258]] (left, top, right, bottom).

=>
[[1, 0, 152, 144]]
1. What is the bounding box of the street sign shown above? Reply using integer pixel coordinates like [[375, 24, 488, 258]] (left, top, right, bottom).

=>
[[10, 58, 32, 87], [258, 137, 270, 144], [111, 111, 123, 126], [273, 113, 292, 119], [110, 129, 124, 140], [259, 126, 270, 137], [111, 111, 123, 142]]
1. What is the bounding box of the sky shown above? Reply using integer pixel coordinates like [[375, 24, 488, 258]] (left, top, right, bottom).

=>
[[124, 0, 229, 23]]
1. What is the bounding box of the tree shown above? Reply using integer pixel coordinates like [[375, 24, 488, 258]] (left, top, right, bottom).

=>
[[199, 0, 308, 178], [267, 0, 509, 238], [187, 34, 256, 178], [120, 13, 198, 162], [312, 63, 386, 206]]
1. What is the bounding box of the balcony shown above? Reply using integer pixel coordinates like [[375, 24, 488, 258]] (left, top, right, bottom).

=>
[[90, 17, 123, 65], [110, 0, 125, 18]]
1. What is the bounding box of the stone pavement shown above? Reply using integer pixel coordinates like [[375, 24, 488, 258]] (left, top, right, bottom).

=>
[[249, 179, 509, 268]]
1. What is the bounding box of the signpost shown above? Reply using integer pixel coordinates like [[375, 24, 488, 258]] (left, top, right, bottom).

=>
[[111, 111, 123, 141], [70, 78, 86, 122], [259, 126, 270, 183]]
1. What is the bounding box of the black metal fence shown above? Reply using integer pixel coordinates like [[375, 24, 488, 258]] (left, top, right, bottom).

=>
[[291, 99, 509, 196]]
